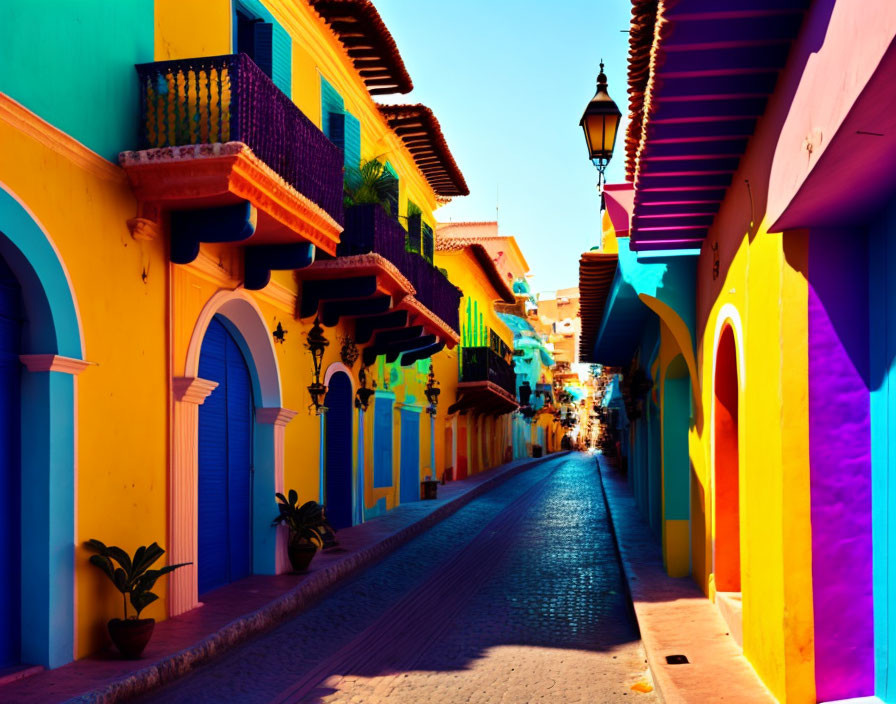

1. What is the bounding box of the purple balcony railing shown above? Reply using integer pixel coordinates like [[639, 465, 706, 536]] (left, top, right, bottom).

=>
[[460, 347, 517, 398], [338, 204, 461, 333], [134, 53, 344, 224]]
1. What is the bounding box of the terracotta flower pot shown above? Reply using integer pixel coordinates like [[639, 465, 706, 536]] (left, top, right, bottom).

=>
[[288, 541, 318, 572], [108, 617, 155, 659]]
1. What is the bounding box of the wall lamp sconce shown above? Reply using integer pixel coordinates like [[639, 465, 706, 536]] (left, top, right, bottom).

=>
[[355, 366, 376, 411], [306, 317, 329, 414], [424, 365, 440, 415]]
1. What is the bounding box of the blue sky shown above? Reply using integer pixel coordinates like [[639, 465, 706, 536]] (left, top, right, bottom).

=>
[[374, 0, 632, 292]]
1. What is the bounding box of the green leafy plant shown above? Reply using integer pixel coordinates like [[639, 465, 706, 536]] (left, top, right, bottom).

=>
[[344, 157, 398, 214], [86, 540, 189, 620], [272, 491, 335, 548]]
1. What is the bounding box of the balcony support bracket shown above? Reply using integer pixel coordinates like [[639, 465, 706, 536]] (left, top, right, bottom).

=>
[[170, 202, 257, 265], [244, 243, 315, 290]]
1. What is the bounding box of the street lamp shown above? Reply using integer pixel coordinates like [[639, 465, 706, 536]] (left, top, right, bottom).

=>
[[580, 61, 621, 209]]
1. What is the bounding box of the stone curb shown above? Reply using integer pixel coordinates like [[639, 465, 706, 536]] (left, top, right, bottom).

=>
[[68, 453, 566, 704]]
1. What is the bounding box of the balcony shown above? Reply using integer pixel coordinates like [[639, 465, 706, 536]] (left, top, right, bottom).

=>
[[299, 203, 461, 366], [338, 205, 460, 329], [119, 54, 344, 286], [449, 346, 519, 415]]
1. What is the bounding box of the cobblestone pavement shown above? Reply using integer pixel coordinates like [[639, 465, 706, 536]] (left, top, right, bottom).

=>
[[135, 453, 656, 703]]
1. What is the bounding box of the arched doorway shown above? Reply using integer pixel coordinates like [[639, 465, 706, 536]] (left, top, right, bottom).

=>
[[714, 325, 741, 592], [324, 372, 353, 530], [0, 254, 21, 667], [0, 186, 84, 668], [197, 317, 254, 594]]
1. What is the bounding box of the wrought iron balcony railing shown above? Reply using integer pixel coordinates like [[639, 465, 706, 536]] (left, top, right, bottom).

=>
[[135, 53, 344, 224], [337, 204, 461, 333], [460, 347, 517, 398]]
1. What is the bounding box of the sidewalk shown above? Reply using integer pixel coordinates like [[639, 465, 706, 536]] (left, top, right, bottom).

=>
[[596, 454, 777, 704], [2, 454, 557, 704]]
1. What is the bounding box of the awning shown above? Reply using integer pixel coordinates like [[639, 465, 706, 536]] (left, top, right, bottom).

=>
[[625, 0, 809, 250], [578, 251, 618, 362]]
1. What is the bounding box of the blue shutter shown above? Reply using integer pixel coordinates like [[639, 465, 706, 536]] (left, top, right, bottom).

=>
[[225, 329, 253, 583], [384, 162, 399, 219], [252, 23, 274, 79], [329, 112, 346, 152], [198, 318, 253, 594], [234, 2, 291, 95], [0, 255, 20, 667], [271, 24, 292, 96], [320, 77, 344, 139], [373, 397, 393, 487], [399, 411, 420, 503], [422, 222, 434, 263], [343, 111, 361, 189], [324, 373, 353, 530], [198, 321, 229, 594]]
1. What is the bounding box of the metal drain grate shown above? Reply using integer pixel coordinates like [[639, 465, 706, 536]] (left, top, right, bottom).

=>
[[665, 654, 689, 665]]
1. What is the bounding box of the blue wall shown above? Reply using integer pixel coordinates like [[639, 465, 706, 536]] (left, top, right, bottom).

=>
[[0, 1, 154, 160], [869, 197, 896, 702]]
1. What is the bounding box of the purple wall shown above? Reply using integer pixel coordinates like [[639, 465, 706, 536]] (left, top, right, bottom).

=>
[[808, 228, 874, 700]]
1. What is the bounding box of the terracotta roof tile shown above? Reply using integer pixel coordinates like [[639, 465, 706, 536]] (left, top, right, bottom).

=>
[[378, 104, 469, 197], [308, 0, 413, 95]]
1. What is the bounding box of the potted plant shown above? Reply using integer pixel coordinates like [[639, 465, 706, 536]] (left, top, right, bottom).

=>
[[85, 539, 189, 658], [272, 491, 335, 572]]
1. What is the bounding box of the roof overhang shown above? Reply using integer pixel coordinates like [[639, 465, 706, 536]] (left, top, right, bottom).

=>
[[588, 237, 697, 366], [626, 0, 810, 250], [578, 252, 618, 363], [308, 0, 413, 95], [378, 104, 469, 197]]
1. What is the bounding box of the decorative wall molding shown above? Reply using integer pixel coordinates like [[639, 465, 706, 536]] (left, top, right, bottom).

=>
[[257, 407, 298, 427], [126, 217, 161, 242], [119, 143, 343, 255], [0, 94, 126, 184], [172, 376, 219, 405], [19, 354, 91, 375]]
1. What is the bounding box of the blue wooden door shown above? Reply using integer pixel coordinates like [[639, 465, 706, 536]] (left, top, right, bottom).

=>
[[0, 255, 20, 667], [399, 410, 420, 504], [324, 373, 353, 530], [198, 318, 253, 595]]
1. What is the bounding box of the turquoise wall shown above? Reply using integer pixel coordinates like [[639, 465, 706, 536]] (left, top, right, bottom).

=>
[[0, 1, 154, 161], [869, 196, 896, 702]]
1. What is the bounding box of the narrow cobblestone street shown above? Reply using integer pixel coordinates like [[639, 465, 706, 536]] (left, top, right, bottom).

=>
[[135, 453, 655, 703]]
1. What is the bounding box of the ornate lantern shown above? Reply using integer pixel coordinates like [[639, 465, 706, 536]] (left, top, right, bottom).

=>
[[580, 61, 621, 170], [424, 365, 440, 415], [354, 366, 376, 411], [305, 317, 329, 414]]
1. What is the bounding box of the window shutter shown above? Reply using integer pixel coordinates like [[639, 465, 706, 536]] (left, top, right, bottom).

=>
[[271, 24, 292, 96], [252, 23, 274, 79], [343, 112, 361, 189], [422, 222, 434, 263], [329, 112, 346, 152], [384, 162, 399, 220], [320, 77, 344, 139], [406, 214, 422, 254]]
